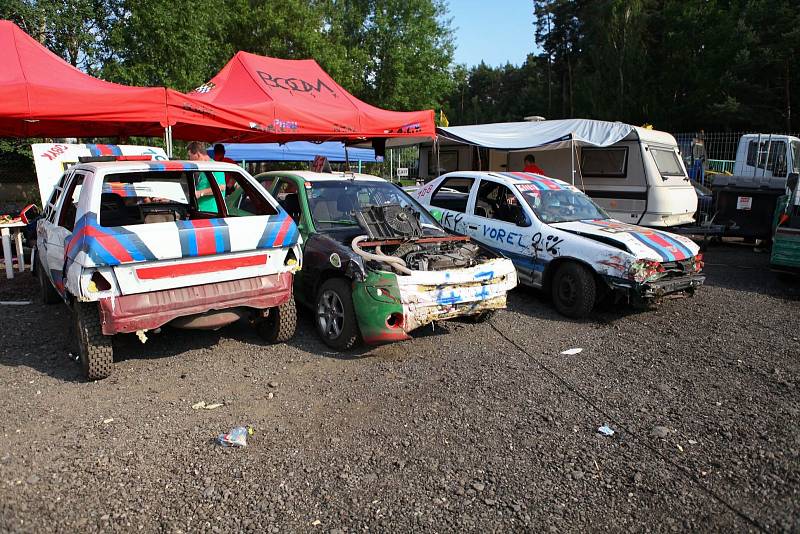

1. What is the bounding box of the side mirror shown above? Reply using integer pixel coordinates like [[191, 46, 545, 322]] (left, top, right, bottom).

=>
[[516, 212, 532, 227], [787, 172, 799, 192]]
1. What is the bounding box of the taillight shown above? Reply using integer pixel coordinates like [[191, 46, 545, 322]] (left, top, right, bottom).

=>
[[90, 271, 112, 291]]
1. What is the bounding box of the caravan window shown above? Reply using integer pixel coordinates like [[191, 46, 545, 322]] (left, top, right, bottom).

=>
[[428, 150, 459, 176], [580, 147, 628, 177], [651, 148, 685, 178]]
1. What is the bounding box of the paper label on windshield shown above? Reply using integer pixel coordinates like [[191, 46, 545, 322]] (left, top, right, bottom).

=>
[[517, 184, 541, 194]]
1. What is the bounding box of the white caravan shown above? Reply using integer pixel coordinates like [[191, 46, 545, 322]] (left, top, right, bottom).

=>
[[417, 119, 698, 228]]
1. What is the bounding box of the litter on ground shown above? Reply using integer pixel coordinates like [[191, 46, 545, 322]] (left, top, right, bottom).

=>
[[561, 348, 583, 355], [192, 401, 224, 410], [597, 425, 615, 436], [216, 426, 253, 447]]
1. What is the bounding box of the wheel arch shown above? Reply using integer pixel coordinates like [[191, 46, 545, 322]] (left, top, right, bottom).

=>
[[542, 256, 605, 292]]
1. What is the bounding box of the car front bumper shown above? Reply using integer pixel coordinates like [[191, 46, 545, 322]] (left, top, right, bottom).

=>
[[353, 258, 517, 344], [608, 272, 705, 299]]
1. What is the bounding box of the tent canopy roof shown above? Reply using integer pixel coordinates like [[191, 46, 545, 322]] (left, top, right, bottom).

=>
[[213, 141, 378, 162], [0, 20, 168, 138], [436, 119, 636, 151], [169, 51, 435, 143]]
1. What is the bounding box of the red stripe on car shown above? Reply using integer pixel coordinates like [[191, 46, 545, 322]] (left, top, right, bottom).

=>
[[191, 219, 217, 256], [136, 254, 269, 280]]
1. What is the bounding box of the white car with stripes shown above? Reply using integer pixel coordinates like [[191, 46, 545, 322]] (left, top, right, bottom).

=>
[[36, 156, 302, 380], [413, 171, 705, 318]]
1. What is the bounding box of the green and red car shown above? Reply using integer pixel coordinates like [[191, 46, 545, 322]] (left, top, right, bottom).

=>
[[229, 171, 517, 349]]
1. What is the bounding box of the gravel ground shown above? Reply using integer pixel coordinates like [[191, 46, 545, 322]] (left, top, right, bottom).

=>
[[0, 242, 798, 532]]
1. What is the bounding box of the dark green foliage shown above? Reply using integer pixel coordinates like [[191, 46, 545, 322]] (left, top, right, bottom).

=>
[[446, 0, 800, 132]]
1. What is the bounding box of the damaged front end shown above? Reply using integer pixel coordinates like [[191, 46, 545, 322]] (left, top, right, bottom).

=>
[[606, 254, 705, 301], [350, 205, 517, 344]]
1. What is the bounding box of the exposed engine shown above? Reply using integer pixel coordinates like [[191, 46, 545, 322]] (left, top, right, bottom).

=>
[[351, 204, 492, 274]]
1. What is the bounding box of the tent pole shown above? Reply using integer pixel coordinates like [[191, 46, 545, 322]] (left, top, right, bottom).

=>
[[390, 149, 393, 181], [344, 145, 351, 172], [570, 136, 575, 186]]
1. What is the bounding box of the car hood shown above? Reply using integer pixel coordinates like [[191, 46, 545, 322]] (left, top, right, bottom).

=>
[[550, 219, 700, 262]]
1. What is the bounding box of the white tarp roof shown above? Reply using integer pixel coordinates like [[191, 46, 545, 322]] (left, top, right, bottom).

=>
[[436, 119, 635, 151]]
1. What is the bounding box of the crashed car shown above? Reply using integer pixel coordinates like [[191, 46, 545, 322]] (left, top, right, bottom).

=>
[[36, 157, 302, 380], [239, 171, 517, 349], [414, 171, 705, 318]]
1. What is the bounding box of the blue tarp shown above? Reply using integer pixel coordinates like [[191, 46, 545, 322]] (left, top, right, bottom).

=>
[[209, 141, 378, 162]]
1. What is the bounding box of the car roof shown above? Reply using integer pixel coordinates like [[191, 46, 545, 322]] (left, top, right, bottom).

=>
[[262, 170, 387, 183], [439, 170, 577, 188], [72, 160, 244, 174]]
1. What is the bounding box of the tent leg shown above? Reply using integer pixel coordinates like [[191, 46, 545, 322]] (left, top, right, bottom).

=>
[[570, 137, 575, 186], [164, 126, 173, 158]]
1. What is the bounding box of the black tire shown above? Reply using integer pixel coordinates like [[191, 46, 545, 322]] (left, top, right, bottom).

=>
[[551, 262, 596, 319], [257, 298, 297, 343], [73, 302, 114, 381], [315, 278, 360, 350], [37, 258, 61, 305]]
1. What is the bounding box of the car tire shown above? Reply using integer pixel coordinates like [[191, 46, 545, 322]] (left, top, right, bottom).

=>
[[315, 278, 360, 350], [551, 262, 596, 319], [257, 298, 297, 343], [74, 302, 114, 381], [37, 258, 61, 304]]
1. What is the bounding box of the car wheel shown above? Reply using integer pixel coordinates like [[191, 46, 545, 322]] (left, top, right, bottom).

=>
[[37, 258, 61, 304], [551, 262, 596, 319], [315, 278, 360, 350], [257, 298, 297, 343], [74, 302, 114, 381]]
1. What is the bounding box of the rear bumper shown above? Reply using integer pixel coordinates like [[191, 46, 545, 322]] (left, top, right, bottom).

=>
[[98, 272, 293, 335]]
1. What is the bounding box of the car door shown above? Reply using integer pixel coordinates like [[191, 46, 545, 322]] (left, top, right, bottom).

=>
[[426, 175, 477, 236], [45, 171, 86, 294], [467, 178, 544, 286], [37, 171, 71, 278]]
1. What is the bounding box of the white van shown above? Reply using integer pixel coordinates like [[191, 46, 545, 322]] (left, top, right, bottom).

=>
[[418, 120, 698, 228]]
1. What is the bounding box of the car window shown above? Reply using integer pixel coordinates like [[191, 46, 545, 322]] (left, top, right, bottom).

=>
[[429, 177, 474, 212], [57, 173, 85, 231], [99, 170, 276, 227], [44, 172, 70, 223], [517, 184, 608, 224], [272, 178, 302, 222], [475, 180, 527, 225], [307, 180, 445, 235]]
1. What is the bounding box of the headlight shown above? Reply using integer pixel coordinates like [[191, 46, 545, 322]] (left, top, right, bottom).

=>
[[629, 259, 664, 283]]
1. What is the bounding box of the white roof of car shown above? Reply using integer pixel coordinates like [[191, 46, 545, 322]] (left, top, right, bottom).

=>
[[439, 170, 577, 188], [73, 160, 244, 174], [269, 170, 387, 183]]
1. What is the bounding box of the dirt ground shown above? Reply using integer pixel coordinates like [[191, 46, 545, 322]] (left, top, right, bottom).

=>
[[0, 242, 798, 532]]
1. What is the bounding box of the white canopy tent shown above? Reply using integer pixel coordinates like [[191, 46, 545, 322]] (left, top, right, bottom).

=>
[[435, 119, 634, 151]]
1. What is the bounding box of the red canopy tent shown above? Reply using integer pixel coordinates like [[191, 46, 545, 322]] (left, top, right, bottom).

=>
[[0, 20, 169, 138], [168, 52, 435, 144]]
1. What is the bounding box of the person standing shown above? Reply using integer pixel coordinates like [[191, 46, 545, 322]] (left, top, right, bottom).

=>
[[187, 141, 226, 212], [523, 154, 546, 175], [213, 143, 239, 194]]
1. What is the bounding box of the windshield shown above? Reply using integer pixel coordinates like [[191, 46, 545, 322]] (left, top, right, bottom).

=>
[[307, 180, 446, 235], [516, 184, 608, 224]]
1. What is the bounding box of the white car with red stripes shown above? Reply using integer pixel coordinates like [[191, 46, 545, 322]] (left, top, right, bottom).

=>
[[36, 156, 302, 380], [413, 171, 705, 318]]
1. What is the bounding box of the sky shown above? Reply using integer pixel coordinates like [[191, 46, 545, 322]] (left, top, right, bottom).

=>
[[447, 0, 536, 67]]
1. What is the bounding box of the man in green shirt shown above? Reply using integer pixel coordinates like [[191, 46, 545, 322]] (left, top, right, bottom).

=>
[[187, 141, 226, 212]]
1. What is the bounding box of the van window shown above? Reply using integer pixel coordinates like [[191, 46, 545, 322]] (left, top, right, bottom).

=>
[[580, 147, 628, 177], [651, 148, 685, 178], [429, 177, 474, 212], [746, 140, 788, 176]]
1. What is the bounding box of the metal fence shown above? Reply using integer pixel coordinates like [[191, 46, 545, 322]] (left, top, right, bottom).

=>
[[673, 131, 799, 178], [672, 131, 799, 225]]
